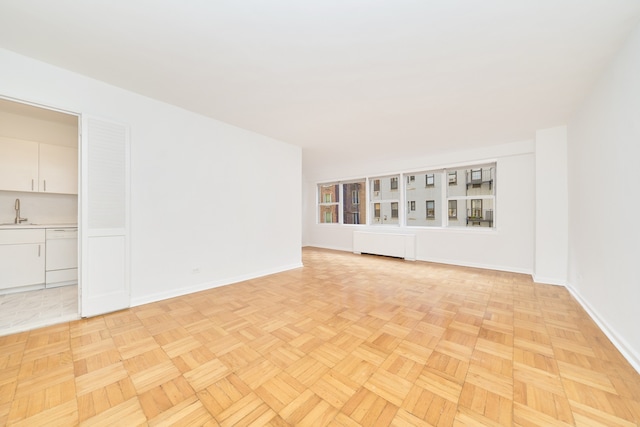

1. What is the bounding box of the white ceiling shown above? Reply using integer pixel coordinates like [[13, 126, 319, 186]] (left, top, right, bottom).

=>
[[1, 1, 639, 174]]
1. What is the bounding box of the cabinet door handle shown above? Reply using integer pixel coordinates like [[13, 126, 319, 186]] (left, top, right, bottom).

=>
[[38, 244, 41, 257], [32, 179, 34, 191], [44, 180, 47, 192]]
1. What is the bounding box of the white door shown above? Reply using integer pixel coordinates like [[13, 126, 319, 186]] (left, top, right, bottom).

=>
[[80, 116, 130, 317]]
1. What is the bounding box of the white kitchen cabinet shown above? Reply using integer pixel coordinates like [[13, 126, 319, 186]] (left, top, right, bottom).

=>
[[0, 138, 77, 194], [0, 229, 46, 290], [39, 143, 78, 195], [0, 137, 39, 192]]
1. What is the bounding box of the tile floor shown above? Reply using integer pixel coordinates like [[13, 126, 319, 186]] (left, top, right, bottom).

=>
[[0, 285, 78, 336]]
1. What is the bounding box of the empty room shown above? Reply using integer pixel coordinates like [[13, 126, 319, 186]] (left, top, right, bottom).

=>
[[0, 1, 639, 426]]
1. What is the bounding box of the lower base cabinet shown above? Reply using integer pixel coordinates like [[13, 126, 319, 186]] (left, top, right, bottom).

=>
[[0, 229, 46, 290]]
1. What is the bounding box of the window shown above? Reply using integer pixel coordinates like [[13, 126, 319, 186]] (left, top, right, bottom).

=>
[[317, 163, 495, 228], [465, 198, 494, 227], [318, 183, 339, 224], [425, 174, 434, 186], [370, 175, 400, 225], [343, 180, 366, 225], [426, 200, 435, 219], [447, 163, 495, 228], [470, 199, 482, 218], [405, 170, 441, 226], [448, 200, 457, 219], [448, 171, 457, 185]]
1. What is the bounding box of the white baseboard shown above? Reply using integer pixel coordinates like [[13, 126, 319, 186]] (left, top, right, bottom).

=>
[[130, 262, 303, 307], [532, 274, 566, 286], [566, 284, 640, 374], [305, 244, 353, 253], [419, 256, 533, 276], [307, 246, 531, 275]]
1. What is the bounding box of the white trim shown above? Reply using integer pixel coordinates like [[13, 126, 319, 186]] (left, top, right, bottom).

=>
[[0, 94, 81, 117], [420, 256, 532, 275], [532, 274, 566, 286], [130, 262, 303, 307], [566, 283, 640, 374], [307, 245, 532, 275]]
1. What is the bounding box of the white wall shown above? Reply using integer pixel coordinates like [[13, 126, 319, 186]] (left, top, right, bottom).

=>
[[534, 126, 568, 285], [567, 22, 640, 371], [304, 140, 535, 274], [0, 48, 302, 306]]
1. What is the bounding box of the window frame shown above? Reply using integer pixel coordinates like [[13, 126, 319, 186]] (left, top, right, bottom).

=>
[[448, 171, 457, 185], [426, 200, 435, 219], [425, 174, 435, 187], [315, 162, 496, 229], [390, 177, 398, 190], [448, 200, 457, 219]]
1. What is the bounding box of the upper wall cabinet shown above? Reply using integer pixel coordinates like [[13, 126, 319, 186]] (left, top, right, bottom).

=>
[[39, 143, 78, 194], [0, 137, 78, 195], [0, 138, 39, 192]]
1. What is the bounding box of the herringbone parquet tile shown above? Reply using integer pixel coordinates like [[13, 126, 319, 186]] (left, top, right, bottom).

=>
[[0, 247, 639, 426]]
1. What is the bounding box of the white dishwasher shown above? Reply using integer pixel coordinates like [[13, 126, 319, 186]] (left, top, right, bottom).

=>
[[45, 227, 78, 288]]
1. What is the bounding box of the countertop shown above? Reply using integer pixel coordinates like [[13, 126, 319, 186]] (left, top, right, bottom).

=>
[[0, 223, 77, 229]]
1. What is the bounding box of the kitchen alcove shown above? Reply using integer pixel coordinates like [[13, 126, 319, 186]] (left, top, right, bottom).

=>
[[0, 96, 131, 334]]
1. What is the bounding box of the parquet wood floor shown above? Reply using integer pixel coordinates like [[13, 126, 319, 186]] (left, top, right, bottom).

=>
[[1, 247, 639, 426]]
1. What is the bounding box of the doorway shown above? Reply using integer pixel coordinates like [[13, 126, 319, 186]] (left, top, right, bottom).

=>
[[0, 97, 80, 335]]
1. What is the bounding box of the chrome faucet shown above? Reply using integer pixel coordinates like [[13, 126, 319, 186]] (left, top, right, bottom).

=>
[[14, 198, 28, 224]]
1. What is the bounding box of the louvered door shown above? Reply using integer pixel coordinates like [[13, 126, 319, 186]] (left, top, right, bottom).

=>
[[80, 116, 130, 317]]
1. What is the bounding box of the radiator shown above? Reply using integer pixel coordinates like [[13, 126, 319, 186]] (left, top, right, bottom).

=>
[[353, 232, 416, 261]]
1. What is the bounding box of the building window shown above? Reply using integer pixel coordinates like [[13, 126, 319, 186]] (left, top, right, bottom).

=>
[[448, 171, 457, 185], [448, 200, 457, 218], [426, 200, 435, 219], [447, 163, 495, 228], [425, 174, 434, 186], [470, 199, 482, 218], [407, 175, 415, 183], [318, 183, 339, 224], [410, 201, 416, 211], [343, 180, 366, 225], [370, 175, 400, 225], [374, 203, 381, 219], [466, 198, 494, 227]]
